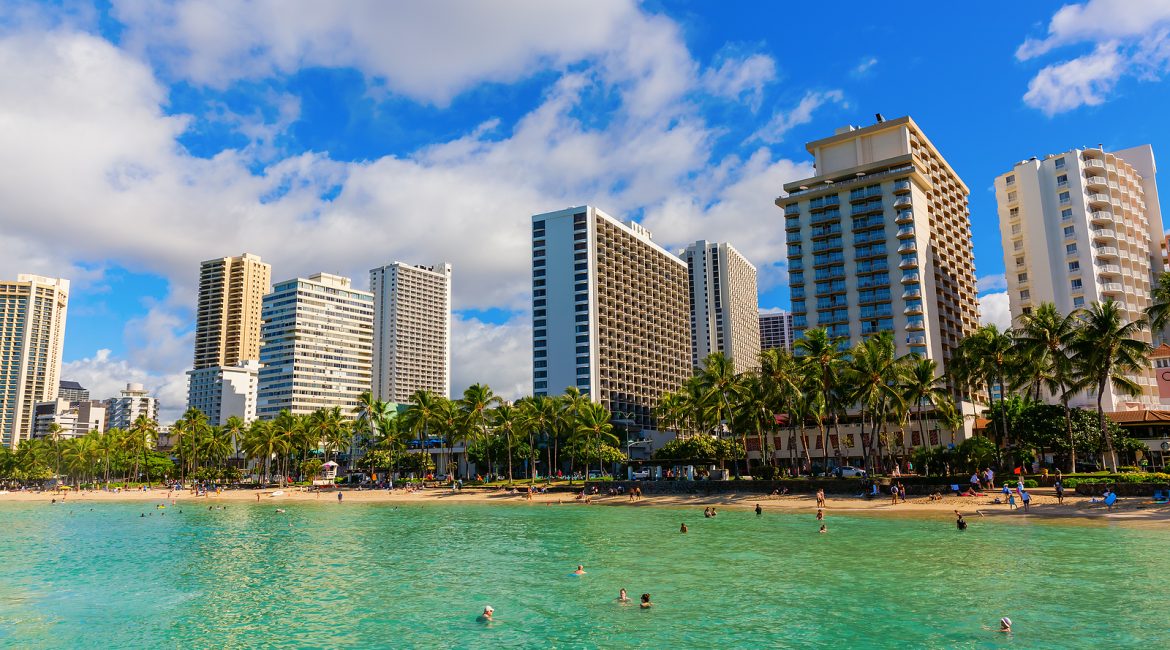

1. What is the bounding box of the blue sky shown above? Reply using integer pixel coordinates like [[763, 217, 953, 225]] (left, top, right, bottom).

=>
[[2, 0, 1169, 418]]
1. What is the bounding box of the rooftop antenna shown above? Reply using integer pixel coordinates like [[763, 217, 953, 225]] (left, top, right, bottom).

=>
[[875, 113, 885, 123]]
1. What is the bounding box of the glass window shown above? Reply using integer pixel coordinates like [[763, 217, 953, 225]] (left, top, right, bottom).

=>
[[1059, 191, 1071, 203], [1020, 289, 1030, 300], [1066, 243, 1077, 254], [1015, 256, 1025, 266], [1063, 226, 1075, 237], [1068, 261, 1080, 271], [1054, 157, 1066, 169], [1073, 296, 1085, 307], [1071, 278, 1082, 290], [1007, 191, 1018, 202], [1005, 175, 1016, 185], [1017, 273, 1027, 282], [1061, 208, 1073, 220], [1056, 174, 1068, 185]]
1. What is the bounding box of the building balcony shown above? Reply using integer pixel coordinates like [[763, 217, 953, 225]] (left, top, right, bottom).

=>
[[893, 196, 912, 208], [1087, 192, 1111, 207], [784, 203, 801, 216], [906, 319, 925, 331], [1090, 210, 1114, 225], [896, 226, 915, 239], [1097, 264, 1121, 275], [907, 335, 927, 346], [902, 288, 922, 300], [785, 217, 801, 231], [895, 210, 914, 224], [787, 245, 803, 258], [1094, 246, 1119, 259], [901, 272, 920, 285], [1085, 174, 1108, 190], [1084, 158, 1105, 169], [1100, 282, 1124, 293], [897, 241, 917, 253], [1092, 228, 1117, 242], [899, 256, 918, 270], [893, 179, 912, 194]]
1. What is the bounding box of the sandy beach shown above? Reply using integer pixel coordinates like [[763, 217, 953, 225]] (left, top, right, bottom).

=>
[[3, 484, 1167, 526]]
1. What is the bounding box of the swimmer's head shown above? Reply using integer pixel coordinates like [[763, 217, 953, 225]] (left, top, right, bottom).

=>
[[484, 605, 494, 614], [1000, 617, 1011, 630]]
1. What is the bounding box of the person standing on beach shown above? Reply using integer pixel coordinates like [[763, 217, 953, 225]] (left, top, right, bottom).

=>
[[1055, 479, 1065, 504], [898, 483, 906, 504], [890, 484, 899, 505], [337, 491, 343, 503], [816, 489, 826, 508], [1020, 490, 1031, 512]]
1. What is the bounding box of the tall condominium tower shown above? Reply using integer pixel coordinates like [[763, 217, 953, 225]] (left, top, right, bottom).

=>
[[192, 253, 270, 370], [759, 310, 795, 352], [531, 206, 691, 429], [105, 383, 159, 430], [777, 116, 978, 371], [681, 241, 761, 372], [186, 360, 261, 427], [58, 380, 89, 403], [0, 275, 69, 449], [369, 261, 452, 402], [257, 273, 374, 419], [995, 144, 1164, 410]]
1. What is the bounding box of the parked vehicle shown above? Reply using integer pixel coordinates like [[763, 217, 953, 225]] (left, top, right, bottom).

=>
[[834, 466, 867, 478], [631, 468, 652, 480], [587, 470, 610, 480]]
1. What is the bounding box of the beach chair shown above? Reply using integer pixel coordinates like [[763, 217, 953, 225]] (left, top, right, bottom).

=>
[[1104, 492, 1117, 510], [1152, 489, 1168, 504]]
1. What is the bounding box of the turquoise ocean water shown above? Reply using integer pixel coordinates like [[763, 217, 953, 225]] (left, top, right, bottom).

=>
[[0, 500, 1165, 648]]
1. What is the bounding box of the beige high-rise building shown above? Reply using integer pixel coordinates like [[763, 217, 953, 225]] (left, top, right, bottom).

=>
[[773, 116, 978, 465], [105, 382, 159, 430], [0, 275, 69, 449], [532, 206, 691, 429], [370, 261, 452, 402], [994, 144, 1164, 410], [759, 310, 794, 352], [257, 273, 374, 419], [192, 253, 270, 370], [681, 241, 761, 372]]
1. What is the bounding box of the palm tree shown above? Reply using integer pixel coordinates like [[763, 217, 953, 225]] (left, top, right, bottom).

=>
[[221, 416, 248, 468], [902, 358, 950, 452], [1072, 300, 1149, 472], [695, 352, 745, 475], [491, 402, 523, 484], [269, 410, 302, 483], [795, 328, 846, 471], [518, 395, 557, 484], [950, 324, 1016, 451], [844, 332, 905, 473], [129, 414, 157, 485], [574, 402, 617, 478], [243, 419, 283, 484], [352, 391, 390, 467], [1016, 303, 1083, 472], [402, 390, 444, 478], [47, 423, 64, 477], [733, 373, 774, 470], [459, 384, 500, 478], [1145, 270, 1170, 345]]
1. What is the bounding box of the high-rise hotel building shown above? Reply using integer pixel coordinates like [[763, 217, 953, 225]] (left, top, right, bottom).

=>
[[994, 145, 1164, 410], [257, 273, 374, 419], [188, 253, 270, 421], [531, 206, 691, 429], [777, 116, 978, 370], [0, 275, 69, 449], [759, 310, 795, 352], [192, 253, 270, 370], [681, 241, 761, 372], [370, 261, 452, 402]]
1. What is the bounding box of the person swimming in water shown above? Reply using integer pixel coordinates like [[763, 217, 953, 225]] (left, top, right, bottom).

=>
[[477, 605, 494, 622], [819, 524, 827, 533], [680, 522, 688, 533], [572, 565, 586, 575], [999, 617, 1012, 632], [755, 503, 762, 516], [617, 589, 630, 602], [955, 510, 968, 530], [640, 593, 652, 608]]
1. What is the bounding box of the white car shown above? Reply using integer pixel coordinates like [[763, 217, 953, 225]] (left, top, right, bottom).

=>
[[835, 466, 867, 478], [631, 469, 652, 480]]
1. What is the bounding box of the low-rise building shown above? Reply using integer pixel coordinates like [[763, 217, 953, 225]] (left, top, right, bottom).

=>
[[105, 383, 159, 430], [33, 398, 106, 439]]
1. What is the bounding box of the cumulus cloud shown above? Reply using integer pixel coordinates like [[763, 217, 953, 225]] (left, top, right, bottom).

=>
[[700, 52, 777, 110], [977, 273, 1008, 293], [978, 292, 1013, 330], [1017, 0, 1170, 114], [749, 90, 844, 144], [1, 5, 820, 421], [60, 349, 189, 422]]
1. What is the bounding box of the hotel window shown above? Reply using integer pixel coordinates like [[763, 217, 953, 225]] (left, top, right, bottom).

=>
[[1005, 175, 1016, 186], [1066, 243, 1077, 255], [1007, 191, 1017, 202], [1020, 289, 1030, 301], [1054, 157, 1066, 169], [1017, 273, 1028, 282], [1057, 174, 1068, 186], [1063, 226, 1075, 237], [1011, 224, 1021, 235], [1071, 278, 1083, 290], [1009, 207, 1019, 218], [1059, 191, 1071, 203], [1061, 208, 1073, 220], [1073, 296, 1085, 308], [1013, 240, 1023, 251], [1015, 256, 1025, 267], [1068, 261, 1080, 272]]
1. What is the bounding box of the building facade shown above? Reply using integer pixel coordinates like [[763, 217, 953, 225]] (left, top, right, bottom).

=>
[[531, 206, 691, 429], [186, 360, 261, 426], [192, 253, 271, 370], [58, 380, 89, 403], [0, 275, 69, 449], [773, 116, 979, 464], [257, 273, 374, 419], [681, 241, 761, 372], [34, 398, 106, 440], [105, 383, 159, 430], [995, 145, 1163, 410], [370, 261, 452, 402], [759, 310, 795, 352]]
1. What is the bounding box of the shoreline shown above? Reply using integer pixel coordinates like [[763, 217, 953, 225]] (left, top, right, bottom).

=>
[[3, 486, 1167, 527]]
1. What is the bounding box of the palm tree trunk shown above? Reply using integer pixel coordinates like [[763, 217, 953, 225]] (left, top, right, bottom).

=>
[[1098, 380, 1117, 472]]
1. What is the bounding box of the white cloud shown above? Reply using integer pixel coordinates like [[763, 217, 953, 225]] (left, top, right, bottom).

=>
[[700, 52, 777, 110], [60, 349, 189, 423], [976, 273, 1008, 293], [0, 7, 823, 423], [750, 89, 844, 144], [852, 56, 878, 76], [1017, 0, 1170, 114], [978, 292, 1013, 330], [450, 315, 532, 401]]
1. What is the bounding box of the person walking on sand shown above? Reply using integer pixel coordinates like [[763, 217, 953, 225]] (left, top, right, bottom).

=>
[[1054, 479, 1065, 505], [1020, 489, 1031, 512]]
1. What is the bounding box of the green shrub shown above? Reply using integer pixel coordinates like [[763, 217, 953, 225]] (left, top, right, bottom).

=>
[[1118, 466, 1142, 473], [753, 466, 780, 480], [1002, 479, 1038, 488]]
